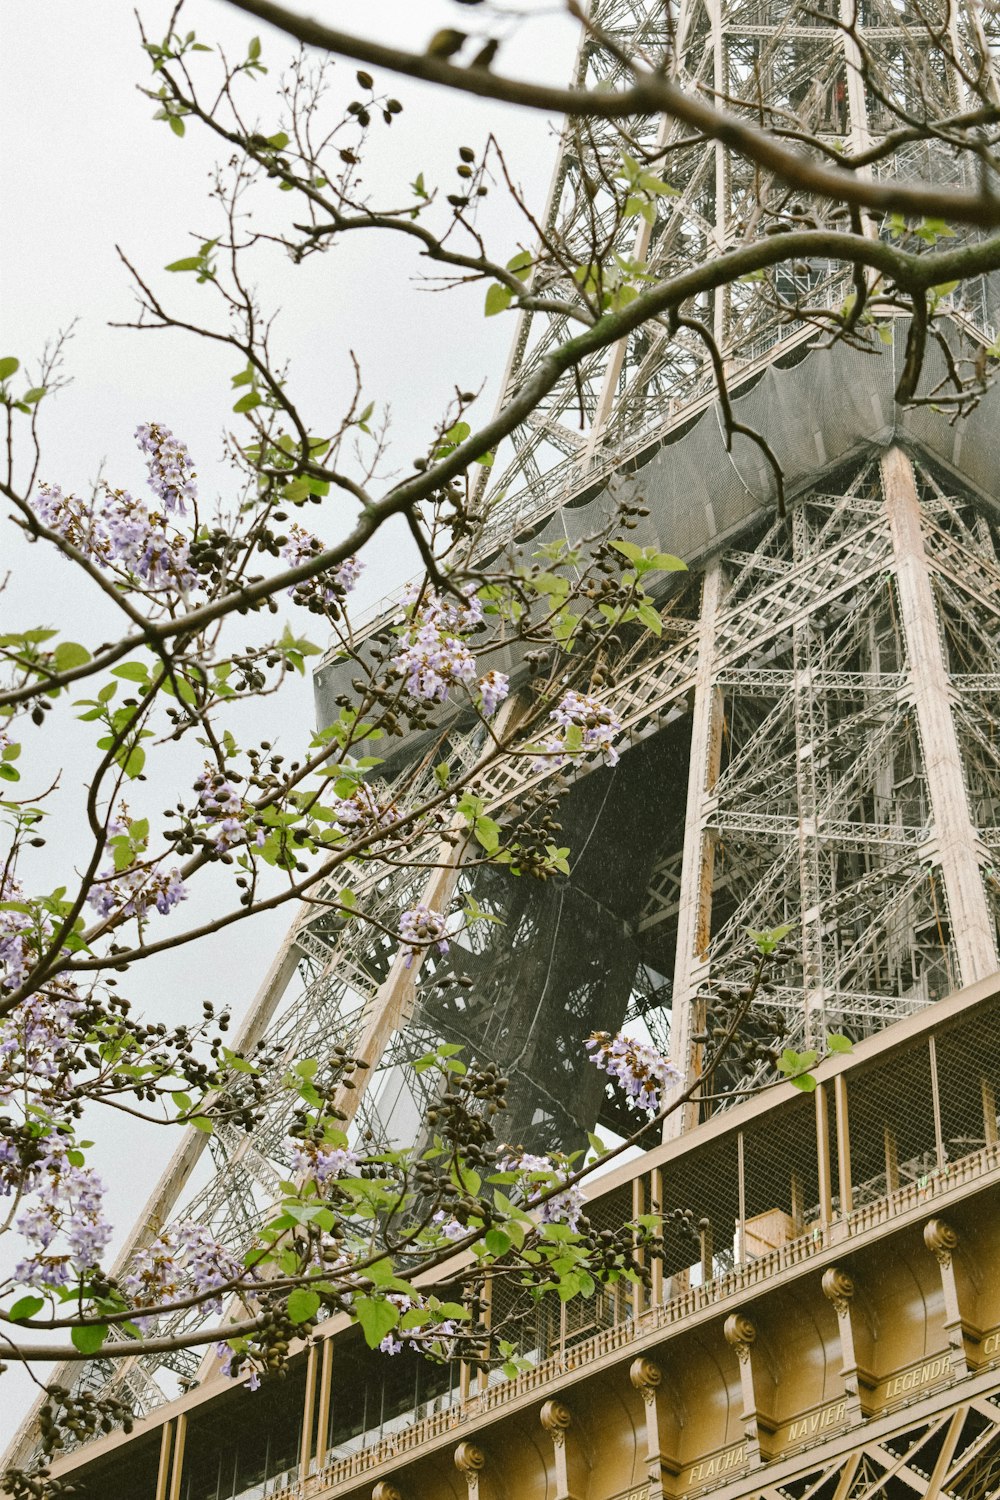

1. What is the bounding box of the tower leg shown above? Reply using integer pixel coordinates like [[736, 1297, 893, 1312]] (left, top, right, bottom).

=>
[[882, 446, 997, 986], [668, 560, 724, 1138]]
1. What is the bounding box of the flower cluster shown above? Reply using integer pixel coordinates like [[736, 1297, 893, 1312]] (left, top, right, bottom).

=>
[[329, 781, 395, 837], [504, 1151, 586, 1232], [478, 669, 510, 716], [87, 862, 188, 921], [135, 422, 198, 513], [124, 1220, 244, 1323], [532, 690, 622, 772], [377, 1292, 460, 1357], [0, 871, 37, 994], [13, 1139, 112, 1287], [0, 987, 83, 1103], [195, 768, 257, 854], [398, 904, 449, 967], [216, 1341, 262, 1391], [283, 1135, 359, 1185], [35, 479, 195, 592], [391, 586, 509, 715], [586, 1031, 680, 1114], [280, 524, 364, 607], [431, 1209, 467, 1242]]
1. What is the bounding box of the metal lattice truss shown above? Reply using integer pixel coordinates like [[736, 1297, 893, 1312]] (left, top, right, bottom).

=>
[[756, 1389, 1000, 1500], [475, 0, 999, 547], [646, 453, 1000, 1121]]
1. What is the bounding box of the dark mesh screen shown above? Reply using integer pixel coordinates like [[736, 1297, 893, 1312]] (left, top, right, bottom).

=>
[[397, 728, 688, 1157]]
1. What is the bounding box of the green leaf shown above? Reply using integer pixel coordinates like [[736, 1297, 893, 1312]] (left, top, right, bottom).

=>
[[485, 283, 513, 317], [636, 601, 662, 637], [71, 1323, 109, 1354], [169, 115, 186, 138], [112, 662, 149, 683], [484, 1229, 511, 1257], [354, 1296, 399, 1349], [0, 358, 20, 381], [790, 1073, 817, 1092], [190, 1116, 214, 1134], [826, 1033, 853, 1054], [123, 746, 146, 780], [53, 641, 91, 672], [473, 815, 501, 854], [8, 1295, 44, 1321], [233, 391, 262, 414], [23, 387, 46, 405], [287, 1288, 320, 1324], [748, 922, 794, 955]]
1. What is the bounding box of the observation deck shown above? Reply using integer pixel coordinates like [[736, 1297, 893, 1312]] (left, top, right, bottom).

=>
[[51, 970, 1000, 1500]]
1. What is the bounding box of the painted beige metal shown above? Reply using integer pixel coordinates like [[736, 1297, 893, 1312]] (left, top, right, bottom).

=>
[[666, 560, 724, 1138], [882, 446, 998, 985], [44, 971, 1000, 1500]]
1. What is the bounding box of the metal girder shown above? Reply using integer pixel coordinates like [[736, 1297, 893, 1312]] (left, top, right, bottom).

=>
[[474, 0, 996, 552]]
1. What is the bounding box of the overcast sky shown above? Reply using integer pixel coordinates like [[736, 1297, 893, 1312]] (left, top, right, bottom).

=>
[[1, 0, 575, 1444]]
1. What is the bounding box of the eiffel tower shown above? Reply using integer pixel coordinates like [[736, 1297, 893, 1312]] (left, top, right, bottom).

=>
[[11, 0, 1000, 1494]]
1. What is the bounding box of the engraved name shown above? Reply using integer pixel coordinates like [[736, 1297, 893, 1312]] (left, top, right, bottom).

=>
[[881, 1352, 950, 1399], [786, 1398, 847, 1443], [688, 1443, 746, 1483]]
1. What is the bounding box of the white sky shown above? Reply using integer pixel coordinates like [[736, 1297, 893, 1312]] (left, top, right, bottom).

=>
[[1, 0, 576, 1444]]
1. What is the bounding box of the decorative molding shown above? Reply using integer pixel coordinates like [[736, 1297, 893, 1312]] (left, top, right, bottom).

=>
[[822, 1266, 857, 1317], [454, 1442, 487, 1474], [372, 1484, 403, 1500], [629, 1356, 663, 1399], [724, 1313, 757, 1364], [540, 1399, 573, 1442], [924, 1217, 959, 1268]]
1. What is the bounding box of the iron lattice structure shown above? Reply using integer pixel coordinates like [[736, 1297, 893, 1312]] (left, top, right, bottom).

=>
[[10, 0, 1000, 1465]]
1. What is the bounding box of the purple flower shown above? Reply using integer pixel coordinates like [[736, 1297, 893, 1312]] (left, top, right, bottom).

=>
[[135, 423, 198, 513], [126, 1220, 244, 1321], [12, 1140, 112, 1285], [398, 904, 449, 967], [532, 690, 621, 772], [432, 1210, 466, 1242], [283, 1136, 359, 1184], [330, 782, 395, 836], [280, 524, 364, 606], [478, 670, 510, 716], [36, 478, 194, 593], [586, 1031, 680, 1114], [391, 586, 485, 705], [502, 1151, 585, 1231], [87, 863, 187, 922]]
